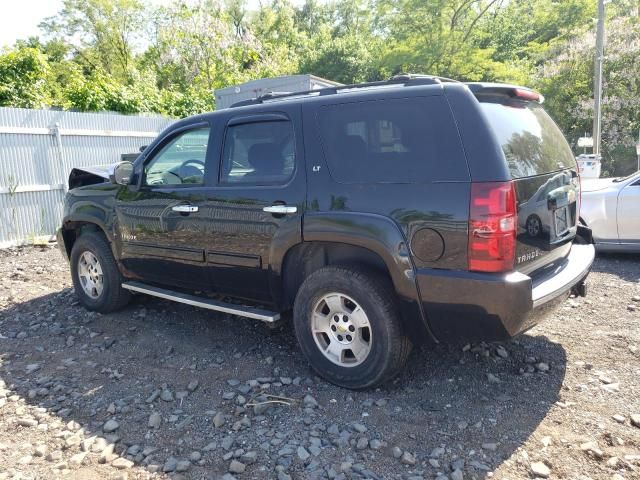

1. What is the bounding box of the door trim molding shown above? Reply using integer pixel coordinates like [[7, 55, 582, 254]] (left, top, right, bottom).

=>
[[123, 242, 205, 262], [207, 250, 262, 268]]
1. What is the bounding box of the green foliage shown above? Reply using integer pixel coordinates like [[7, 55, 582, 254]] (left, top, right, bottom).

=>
[[537, 15, 640, 176], [0, 47, 50, 108], [0, 0, 636, 175], [483, 0, 595, 62], [40, 0, 146, 82], [301, 32, 382, 84], [377, 0, 513, 81], [159, 87, 215, 118], [64, 68, 160, 114]]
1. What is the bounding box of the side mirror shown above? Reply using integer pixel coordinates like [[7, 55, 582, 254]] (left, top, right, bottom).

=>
[[110, 161, 134, 185]]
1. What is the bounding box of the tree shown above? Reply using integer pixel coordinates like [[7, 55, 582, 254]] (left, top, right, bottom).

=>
[[40, 0, 146, 82], [249, 0, 306, 76], [0, 0, 635, 169], [300, 32, 382, 83], [537, 16, 640, 176], [147, 0, 280, 92], [376, 0, 516, 81], [64, 69, 157, 114], [295, 0, 333, 37], [0, 47, 51, 108], [477, 0, 594, 85], [297, 0, 383, 83]]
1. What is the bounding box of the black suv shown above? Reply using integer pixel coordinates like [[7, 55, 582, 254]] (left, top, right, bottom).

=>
[[57, 75, 595, 389]]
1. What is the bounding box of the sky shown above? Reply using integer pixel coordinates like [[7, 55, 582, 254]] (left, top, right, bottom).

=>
[[0, 0, 63, 47], [0, 0, 275, 48]]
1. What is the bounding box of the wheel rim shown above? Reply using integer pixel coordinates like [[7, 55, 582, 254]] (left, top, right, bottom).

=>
[[528, 218, 540, 236], [311, 292, 372, 367], [77, 251, 104, 299]]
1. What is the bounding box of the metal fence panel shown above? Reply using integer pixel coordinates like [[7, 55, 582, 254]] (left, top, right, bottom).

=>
[[0, 189, 64, 246], [0, 107, 174, 247]]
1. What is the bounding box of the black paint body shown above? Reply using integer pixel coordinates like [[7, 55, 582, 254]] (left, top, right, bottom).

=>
[[58, 82, 594, 344]]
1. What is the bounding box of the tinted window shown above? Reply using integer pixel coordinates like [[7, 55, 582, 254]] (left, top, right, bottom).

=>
[[318, 96, 467, 184], [479, 99, 576, 179], [221, 120, 295, 184], [144, 127, 209, 186]]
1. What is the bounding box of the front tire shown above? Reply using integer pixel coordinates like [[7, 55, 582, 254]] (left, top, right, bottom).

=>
[[293, 266, 412, 389], [70, 231, 130, 313]]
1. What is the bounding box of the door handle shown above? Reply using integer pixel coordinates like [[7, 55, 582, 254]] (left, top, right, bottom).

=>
[[172, 204, 199, 213], [263, 205, 297, 214]]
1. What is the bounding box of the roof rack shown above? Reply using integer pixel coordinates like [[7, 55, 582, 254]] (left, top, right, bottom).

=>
[[230, 74, 459, 108]]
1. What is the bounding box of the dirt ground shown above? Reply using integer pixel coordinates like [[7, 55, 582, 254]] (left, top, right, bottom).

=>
[[0, 245, 638, 480]]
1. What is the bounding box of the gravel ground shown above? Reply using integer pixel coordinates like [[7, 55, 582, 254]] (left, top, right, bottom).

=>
[[0, 245, 639, 480]]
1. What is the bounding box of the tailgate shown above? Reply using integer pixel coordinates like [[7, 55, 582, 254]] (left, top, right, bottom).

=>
[[513, 169, 579, 274], [476, 91, 580, 275]]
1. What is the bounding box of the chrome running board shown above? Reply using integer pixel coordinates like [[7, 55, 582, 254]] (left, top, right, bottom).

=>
[[122, 281, 280, 323]]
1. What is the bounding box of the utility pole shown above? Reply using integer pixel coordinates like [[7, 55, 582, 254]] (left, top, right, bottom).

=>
[[636, 130, 640, 172], [592, 0, 605, 156]]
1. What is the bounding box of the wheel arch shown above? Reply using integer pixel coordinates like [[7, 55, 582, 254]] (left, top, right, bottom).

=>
[[59, 215, 112, 258], [281, 241, 389, 308], [278, 212, 435, 343]]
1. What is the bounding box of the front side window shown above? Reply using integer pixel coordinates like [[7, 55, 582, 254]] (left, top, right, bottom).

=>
[[144, 127, 210, 186], [220, 120, 295, 185]]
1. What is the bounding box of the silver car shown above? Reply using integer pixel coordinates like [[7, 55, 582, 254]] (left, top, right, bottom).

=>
[[517, 171, 575, 239], [580, 171, 640, 252]]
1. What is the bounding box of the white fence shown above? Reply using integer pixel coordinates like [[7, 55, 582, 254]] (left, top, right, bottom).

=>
[[0, 107, 173, 247]]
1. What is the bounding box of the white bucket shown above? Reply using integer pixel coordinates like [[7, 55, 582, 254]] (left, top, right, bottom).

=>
[[576, 154, 601, 179]]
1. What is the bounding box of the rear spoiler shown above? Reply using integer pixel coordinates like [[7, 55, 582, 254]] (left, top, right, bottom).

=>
[[465, 82, 544, 103]]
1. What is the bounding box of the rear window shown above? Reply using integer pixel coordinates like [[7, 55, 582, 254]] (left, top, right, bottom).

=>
[[479, 99, 575, 179], [318, 96, 468, 183]]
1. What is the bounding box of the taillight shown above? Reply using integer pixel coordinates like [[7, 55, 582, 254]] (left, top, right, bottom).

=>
[[468, 181, 517, 273]]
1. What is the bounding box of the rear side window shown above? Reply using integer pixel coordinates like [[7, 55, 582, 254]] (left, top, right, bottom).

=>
[[220, 120, 295, 185], [478, 99, 576, 179], [318, 96, 468, 183]]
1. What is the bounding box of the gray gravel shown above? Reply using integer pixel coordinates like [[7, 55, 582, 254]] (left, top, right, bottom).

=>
[[0, 245, 639, 479]]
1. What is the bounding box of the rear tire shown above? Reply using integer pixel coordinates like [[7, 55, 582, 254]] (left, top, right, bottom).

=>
[[70, 231, 130, 313], [293, 265, 412, 389]]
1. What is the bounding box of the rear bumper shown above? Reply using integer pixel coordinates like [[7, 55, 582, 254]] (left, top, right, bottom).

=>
[[416, 243, 595, 341]]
